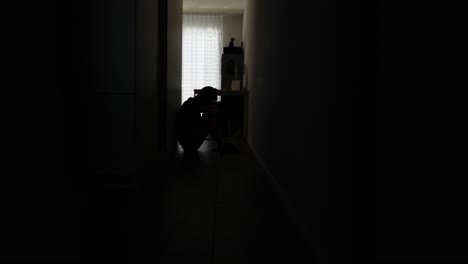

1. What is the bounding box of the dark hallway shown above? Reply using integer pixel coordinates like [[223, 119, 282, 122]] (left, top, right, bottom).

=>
[[82, 138, 313, 263], [4, 0, 375, 263], [4, 0, 468, 263]]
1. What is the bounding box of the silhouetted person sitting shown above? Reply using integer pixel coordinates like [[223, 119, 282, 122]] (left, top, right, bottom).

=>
[[229, 37, 235, 47], [176, 86, 237, 154]]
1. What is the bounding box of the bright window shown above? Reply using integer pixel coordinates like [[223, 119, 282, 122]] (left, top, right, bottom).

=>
[[182, 14, 223, 104]]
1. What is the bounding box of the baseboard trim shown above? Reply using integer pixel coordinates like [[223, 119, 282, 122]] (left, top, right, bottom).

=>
[[247, 144, 319, 258]]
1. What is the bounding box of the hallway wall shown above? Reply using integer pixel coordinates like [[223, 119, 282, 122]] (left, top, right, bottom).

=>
[[2, 2, 80, 260], [2, 0, 180, 261], [166, 0, 183, 154], [243, 1, 374, 263], [60, 0, 178, 186], [223, 15, 243, 48], [67, 0, 138, 181], [136, 0, 162, 183]]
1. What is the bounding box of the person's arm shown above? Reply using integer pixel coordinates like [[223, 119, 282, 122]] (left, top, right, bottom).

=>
[[200, 102, 220, 117]]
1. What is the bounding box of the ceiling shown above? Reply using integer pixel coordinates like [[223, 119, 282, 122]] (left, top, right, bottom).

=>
[[183, 0, 246, 15]]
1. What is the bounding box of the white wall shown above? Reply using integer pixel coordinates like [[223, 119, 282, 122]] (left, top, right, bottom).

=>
[[243, 0, 373, 263], [223, 15, 243, 47]]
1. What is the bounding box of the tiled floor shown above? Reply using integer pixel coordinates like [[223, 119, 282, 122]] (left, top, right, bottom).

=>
[[82, 138, 314, 263]]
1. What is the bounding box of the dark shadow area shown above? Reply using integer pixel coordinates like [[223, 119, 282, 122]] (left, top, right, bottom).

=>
[[4, 0, 468, 263], [78, 139, 314, 263]]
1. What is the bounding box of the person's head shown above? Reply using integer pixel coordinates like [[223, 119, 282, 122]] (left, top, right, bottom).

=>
[[196, 86, 217, 104], [230, 38, 235, 41]]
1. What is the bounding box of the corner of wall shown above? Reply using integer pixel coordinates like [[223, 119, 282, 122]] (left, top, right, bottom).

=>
[[246, 143, 319, 260]]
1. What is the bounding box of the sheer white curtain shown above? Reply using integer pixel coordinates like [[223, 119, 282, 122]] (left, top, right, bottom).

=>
[[182, 14, 223, 104]]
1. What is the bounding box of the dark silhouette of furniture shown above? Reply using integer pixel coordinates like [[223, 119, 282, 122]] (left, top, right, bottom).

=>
[[221, 47, 244, 91]]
